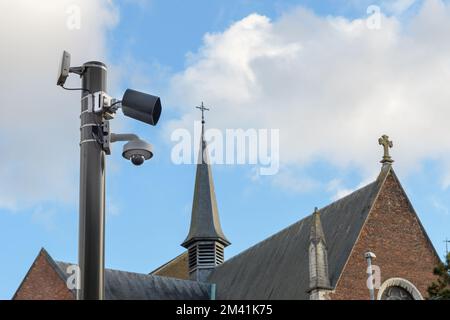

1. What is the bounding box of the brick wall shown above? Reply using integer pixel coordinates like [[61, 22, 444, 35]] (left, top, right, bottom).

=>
[[13, 249, 74, 300], [151, 251, 189, 280], [331, 171, 440, 300]]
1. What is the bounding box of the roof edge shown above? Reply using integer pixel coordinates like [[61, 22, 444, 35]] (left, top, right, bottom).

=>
[[12, 248, 72, 299], [332, 165, 391, 290], [213, 178, 382, 273], [149, 251, 187, 275], [388, 168, 442, 262]]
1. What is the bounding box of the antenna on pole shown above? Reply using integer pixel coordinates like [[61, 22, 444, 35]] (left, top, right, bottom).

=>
[[444, 238, 450, 257]]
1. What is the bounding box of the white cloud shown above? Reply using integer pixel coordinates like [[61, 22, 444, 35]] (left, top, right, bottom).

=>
[[327, 174, 377, 201], [123, 0, 151, 8], [167, 0, 450, 188], [383, 0, 418, 14], [326, 179, 355, 201], [0, 0, 118, 210], [270, 168, 320, 194], [430, 196, 450, 216]]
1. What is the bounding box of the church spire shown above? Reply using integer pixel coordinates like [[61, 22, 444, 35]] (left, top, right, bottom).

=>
[[181, 103, 230, 282], [308, 207, 332, 299]]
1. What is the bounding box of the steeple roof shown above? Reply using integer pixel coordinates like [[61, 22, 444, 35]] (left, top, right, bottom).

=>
[[181, 117, 230, 248]]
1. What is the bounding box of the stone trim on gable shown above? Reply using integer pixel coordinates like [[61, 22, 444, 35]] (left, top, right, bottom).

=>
[[377, 277, 423, 300]]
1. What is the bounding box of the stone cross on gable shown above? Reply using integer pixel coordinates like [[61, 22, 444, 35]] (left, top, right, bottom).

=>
[[378, 134, 394, 164]]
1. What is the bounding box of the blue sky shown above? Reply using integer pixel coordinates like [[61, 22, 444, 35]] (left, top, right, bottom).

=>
[[1, 0, 450, 299]]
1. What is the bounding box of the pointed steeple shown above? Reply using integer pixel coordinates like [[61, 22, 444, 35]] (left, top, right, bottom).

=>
[[182, 103, 230, 282], [308, 207, 332, 299]]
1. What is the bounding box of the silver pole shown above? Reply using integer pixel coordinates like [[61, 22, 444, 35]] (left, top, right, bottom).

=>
[[364, 251, 376, 301]]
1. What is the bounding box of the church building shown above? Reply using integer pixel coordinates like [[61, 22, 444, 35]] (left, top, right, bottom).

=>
[[13, 121, 440, 299]]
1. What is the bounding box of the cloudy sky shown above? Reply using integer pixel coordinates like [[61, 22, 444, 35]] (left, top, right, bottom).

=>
[[0, 0, 449, 299]]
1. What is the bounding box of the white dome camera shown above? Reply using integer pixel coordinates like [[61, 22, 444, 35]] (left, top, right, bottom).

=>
[[122, 139, 153, 166], [110, 133, 153, 166]]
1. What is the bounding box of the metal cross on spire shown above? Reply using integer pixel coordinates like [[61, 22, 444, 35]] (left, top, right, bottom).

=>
[[196, 102, 210, 124], [378, 134, 394, 164], [196, 102, 210, 163]]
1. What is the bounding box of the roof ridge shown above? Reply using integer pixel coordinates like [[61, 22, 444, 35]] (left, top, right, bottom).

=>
[[386, 168, 441, 261], [330, 168, 390, 290], [55, 261, 150, 278], [55, 260, 206, 285], [320, 180, 379, 212], [40, 250, 70, 283], [148, 251, 187, 275]]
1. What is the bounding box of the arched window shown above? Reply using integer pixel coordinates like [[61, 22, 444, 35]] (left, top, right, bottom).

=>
[[377, 278, 423, 300]]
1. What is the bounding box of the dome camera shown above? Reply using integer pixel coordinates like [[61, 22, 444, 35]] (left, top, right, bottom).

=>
[[122, 139, 153, 166]]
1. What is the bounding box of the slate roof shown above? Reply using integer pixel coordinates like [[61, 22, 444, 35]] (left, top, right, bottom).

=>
[[207, 168, 388, 299], [54, 261, 211, 300], [25, 166, 431, 300]]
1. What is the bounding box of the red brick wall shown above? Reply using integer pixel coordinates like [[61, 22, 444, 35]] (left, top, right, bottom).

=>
[[13, 250, 74, 300], [331, 171, 440, 300]]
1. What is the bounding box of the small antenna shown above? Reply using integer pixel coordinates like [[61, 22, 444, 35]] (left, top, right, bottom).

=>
[[444, 238, 450, 257]]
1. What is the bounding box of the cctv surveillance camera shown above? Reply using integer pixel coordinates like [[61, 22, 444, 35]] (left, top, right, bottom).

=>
[[122, 139, 153, 166], [121, 89, 162, 126]]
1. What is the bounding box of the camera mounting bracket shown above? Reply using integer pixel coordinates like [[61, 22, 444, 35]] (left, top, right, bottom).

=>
[[101, 120, 111, 155], [69, 66, 85, 76], [84, 91, 112, 114]]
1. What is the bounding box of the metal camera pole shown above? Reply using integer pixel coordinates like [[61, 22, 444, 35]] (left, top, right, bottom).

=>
[[58, 51, 161, 300], [78, 61, 107, 300]]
